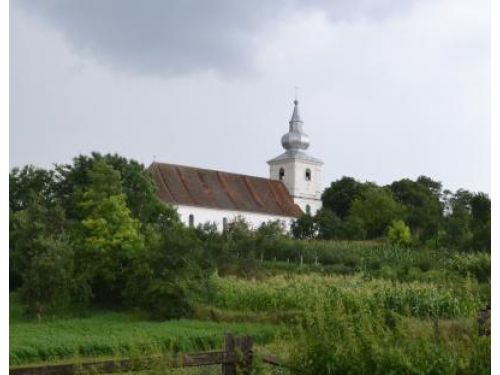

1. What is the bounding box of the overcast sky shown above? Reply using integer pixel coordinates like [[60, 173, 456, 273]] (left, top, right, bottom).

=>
[[10, 0, 490, 193]]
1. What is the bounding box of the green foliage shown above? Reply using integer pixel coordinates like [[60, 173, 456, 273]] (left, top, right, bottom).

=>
[[389, 177, 443, 240], [349, 186, 405, 238], [75, 160, 145, 305], [315, 209, 341, 239], [18, 236, 75, 317], [291, 214, 317, 239], [337, 215, 367, 240], [9, 166, 56, 212], [124, 223, 213, 319], [387, 220, 411, 246], [208, 274, 482, 319], [470, 193, 491, 251], [53, 152, 179, 226], [288, 292, 490, 374], [321, 177, 368, 219], [9, 302, 277, 366], [9, 153, 195, 318], [10, 197, 75, 315], [317, 176, 490, 250]]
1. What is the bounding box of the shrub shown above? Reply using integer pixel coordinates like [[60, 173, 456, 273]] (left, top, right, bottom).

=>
[[387, 220, 411, 246]]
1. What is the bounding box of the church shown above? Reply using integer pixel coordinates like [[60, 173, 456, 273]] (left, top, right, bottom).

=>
[[148, 99, 323, 230]]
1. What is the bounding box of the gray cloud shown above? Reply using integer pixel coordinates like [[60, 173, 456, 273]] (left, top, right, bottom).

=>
[[15, 0, 416, 76]]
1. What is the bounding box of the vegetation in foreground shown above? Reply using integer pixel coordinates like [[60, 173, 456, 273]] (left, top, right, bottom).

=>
[[9, 153, 490, 373], [9, 295, 277, 367]]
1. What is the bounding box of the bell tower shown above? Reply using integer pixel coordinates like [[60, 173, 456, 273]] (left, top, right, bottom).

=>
[[267, 99, 323, 215]]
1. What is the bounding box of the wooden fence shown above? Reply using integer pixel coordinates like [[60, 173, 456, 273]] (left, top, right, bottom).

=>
[[10, 334, 287, 375]]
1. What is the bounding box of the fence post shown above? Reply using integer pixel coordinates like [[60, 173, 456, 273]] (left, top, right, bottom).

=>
[[239, 335, 253, 375], [223, 333, 236, 375]]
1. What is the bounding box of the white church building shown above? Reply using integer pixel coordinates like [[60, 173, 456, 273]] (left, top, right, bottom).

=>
[[148, 99, 323, 230]]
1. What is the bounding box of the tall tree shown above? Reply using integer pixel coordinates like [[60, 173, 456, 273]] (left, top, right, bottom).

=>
[[442, 189, 473, 249], [470, 193, 491, 251], [10, 197, 75, 315], [75, 160, 144, 305], [349, 186, 405, 238], [389, 177, 443, 240], [53, 152, 178, 226], [9, 166, 55, 212], [291, 214, 317, 239], [321, 177, 370, 219]]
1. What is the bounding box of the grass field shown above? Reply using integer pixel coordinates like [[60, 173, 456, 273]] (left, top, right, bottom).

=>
[[10, 244, 490, 373], [9, 299, 277, 366]]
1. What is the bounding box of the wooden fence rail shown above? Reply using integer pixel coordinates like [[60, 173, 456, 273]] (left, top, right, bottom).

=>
[[10, 334, 287, 375]]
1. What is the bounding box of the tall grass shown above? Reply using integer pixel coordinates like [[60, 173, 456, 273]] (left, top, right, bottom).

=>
[[209, 273, 483, 319], [287, 290, 490, 374]]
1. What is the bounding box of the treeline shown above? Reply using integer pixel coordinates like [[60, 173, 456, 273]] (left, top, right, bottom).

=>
[[9, 153, 213, 319], [9, 153, 490, 319], [292, 176, 490, 251]]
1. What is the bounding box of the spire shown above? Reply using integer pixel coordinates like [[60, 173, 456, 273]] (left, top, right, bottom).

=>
[[281, 99, 310, 151], [290, 99, 302, 124]]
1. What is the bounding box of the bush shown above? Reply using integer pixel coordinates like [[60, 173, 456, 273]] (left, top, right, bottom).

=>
[[387, 220, 411, 246]]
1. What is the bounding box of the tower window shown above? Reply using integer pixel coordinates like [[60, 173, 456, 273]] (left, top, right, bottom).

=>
[[279, 168, 285, 180], [188, 214, 194, 227], [223, 217, 228, 231], [305, 168, 311, 181], [306, 205, 311, 214]]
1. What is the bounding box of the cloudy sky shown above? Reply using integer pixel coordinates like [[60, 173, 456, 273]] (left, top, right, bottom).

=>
[[10, 0, 490, 193]]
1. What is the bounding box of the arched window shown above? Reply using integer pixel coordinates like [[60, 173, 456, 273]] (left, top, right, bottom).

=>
[[188, 214, 194, 227], [222, 217, 228, 231], [305, 168, 311, 181], [279, 168, 285, 180], [306, 205, 311, 214]]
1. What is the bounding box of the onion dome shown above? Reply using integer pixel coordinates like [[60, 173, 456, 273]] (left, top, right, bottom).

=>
[[281, 100, 310, 151]]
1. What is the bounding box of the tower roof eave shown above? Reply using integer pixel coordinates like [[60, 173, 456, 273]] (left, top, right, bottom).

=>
[[267, 150, 323, 166]]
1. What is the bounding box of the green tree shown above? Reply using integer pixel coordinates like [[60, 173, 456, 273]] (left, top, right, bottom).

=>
[[442, 189, 473, 249], [470, 193, 490, 251], [10, 166, 55, 212], [10, 197, 75, 316], [389, 177, 443, 240], [221, 217, 259, 277], [349, 186, 405, 238], [387, 220, 412, 246], [53, 152, 178, 226], [75, 160, 144, 305], [315, 208, 342, 239], [291, 214, 317, 239], [124, 223, 213, 319], [338, 215, 367, 240], [322, 177, 369, 219]]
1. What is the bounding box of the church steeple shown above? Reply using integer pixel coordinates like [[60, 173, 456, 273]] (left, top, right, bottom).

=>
[[281, 99, 310, 151], [268, 96, 324, 216]]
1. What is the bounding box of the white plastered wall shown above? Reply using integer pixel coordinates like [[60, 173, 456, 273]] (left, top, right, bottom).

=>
[[176, 204, 295, 232]]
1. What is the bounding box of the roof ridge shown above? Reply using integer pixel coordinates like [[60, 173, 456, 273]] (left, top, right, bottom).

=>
[[149, 161, 280, 183]]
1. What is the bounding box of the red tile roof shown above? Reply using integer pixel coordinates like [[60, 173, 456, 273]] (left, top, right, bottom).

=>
[[148, 162, 303, 218]]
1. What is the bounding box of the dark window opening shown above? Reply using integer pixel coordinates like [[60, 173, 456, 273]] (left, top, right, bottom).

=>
[[223, 217, 228, 231], [306, 205, 311, 214], [305, 169, 311, 181], [279, 168, 285, 180], [188, 214, 194, 227]]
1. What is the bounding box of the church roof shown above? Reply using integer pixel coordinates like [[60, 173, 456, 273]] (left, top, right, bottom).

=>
[[148, 162, 303, 218]]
